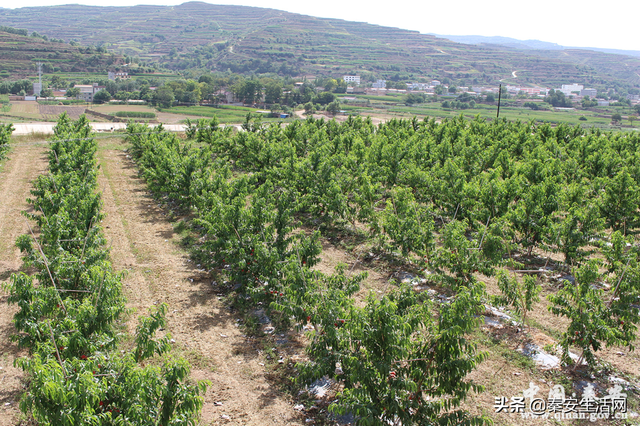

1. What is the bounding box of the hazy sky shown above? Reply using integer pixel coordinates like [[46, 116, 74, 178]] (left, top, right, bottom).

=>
[[4, 0, 640, 52]]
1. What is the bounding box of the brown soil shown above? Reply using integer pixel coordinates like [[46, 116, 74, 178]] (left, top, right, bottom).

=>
[[95, 138, 306, 425], [38, 105, 86, 121], [0, 141, 49, 426]]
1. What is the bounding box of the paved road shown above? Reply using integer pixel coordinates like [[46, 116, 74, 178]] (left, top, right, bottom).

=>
[[11, 122, 187, 135]]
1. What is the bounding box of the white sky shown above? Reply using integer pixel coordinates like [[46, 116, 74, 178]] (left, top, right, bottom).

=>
[[4, 0, 640, 52]]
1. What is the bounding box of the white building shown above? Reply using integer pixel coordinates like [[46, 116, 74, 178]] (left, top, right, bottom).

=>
[[407, 82, 429, 91], [343, 75, 361, 85], [519, 87, 550, 96], [108, 71, 130, 81], [371, 79, 386, 89], [581, 88, 597, 97], [559, 83, 584, 96]]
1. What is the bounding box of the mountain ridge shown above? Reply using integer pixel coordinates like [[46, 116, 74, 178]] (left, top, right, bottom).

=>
[[0, 2, 639, 88], [436, 34, 640, 58]]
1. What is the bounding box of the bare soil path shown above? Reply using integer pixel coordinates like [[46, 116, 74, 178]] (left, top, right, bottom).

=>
[[96, 138, 305, 426], [0, 141, 49, 426]]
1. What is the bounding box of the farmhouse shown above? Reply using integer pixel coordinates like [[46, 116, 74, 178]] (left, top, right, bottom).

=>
[[559, 83, 584, 96], [108, 71, 131, 80], [74, 83, 105, 102], [343, 75, 361, 85]]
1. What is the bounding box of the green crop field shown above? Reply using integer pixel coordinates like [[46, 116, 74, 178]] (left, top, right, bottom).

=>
[[162, 105, 289, 123]]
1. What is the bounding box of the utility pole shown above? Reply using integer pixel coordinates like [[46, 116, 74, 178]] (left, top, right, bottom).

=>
[[496, 84, 502, 119], [33, 62, 43, 96]]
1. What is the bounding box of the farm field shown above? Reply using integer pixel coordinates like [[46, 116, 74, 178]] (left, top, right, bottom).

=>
[[38, 104, 87, 121], [95, 138, 307, 425], [90, 104, 200, 124], [1, 116, 640, 425], [337, 95, 638, 131], [124, 116, 640, 425], [0, 101, 88, 122], [0, 133, 309, 425], [2, 97, 636, 136], [162, 105, 293, 124]]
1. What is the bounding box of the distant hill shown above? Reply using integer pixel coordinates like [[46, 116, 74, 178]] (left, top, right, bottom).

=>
[[436, 35, 565, 51], [1, 2, 639, 88], [438, 34, 640, 58], [0, 29, 123, 78]]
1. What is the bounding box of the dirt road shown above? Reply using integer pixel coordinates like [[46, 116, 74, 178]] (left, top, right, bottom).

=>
[[96, 138, 305, 425], [0, 142, 49, 426]]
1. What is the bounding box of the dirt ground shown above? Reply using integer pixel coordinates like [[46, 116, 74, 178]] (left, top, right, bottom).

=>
[[3, 101, 87, 122], [0, 140, 49, 426], [2, 134, 639, 426], [95, 138, 306, 425], [0, 137, 308, 425], [38, 104, 86, 121]]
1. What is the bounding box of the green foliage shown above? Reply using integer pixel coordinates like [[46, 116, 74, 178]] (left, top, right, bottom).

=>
[[0, 122, 13, 159], [122, 113, 640, 422], [114, 111, 156, 118], [493, 270, 540, 324], [507, 176, 559, 256], [380, 187, 434, 258], [304, 101, 315, 115], [598, 168, 639, 234], [92, 89, 111, 104], [326, 100, 341, 115], [554, 184, 603, 264], [548, 259, 640, 369], [404, 93, 426, 105], [432, 219, 508, 291], [308, 284, 490, 426], [16, 309, 206, 426], [241, 112, 264, 132], [7, 114, 206, 425], [0, 25, 28, 36], [314, 91, 336, 105], [544, 89, 573, 108]]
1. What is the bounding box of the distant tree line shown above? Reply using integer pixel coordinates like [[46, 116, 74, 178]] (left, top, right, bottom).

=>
[[544, 89, 573, 108], [0, 25, 28, 36], [0, 80, 32, 96]]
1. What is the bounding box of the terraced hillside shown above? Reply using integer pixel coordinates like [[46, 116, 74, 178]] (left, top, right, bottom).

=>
[[0, 31, 123, 78], [1, 2, 639, 87]]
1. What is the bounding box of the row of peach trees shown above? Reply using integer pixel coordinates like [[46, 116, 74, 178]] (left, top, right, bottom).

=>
[[0, 123, 13, 159], [126, 115, 640, 424], [126, 118, 507, 426], [5, 114, 206, 425]]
